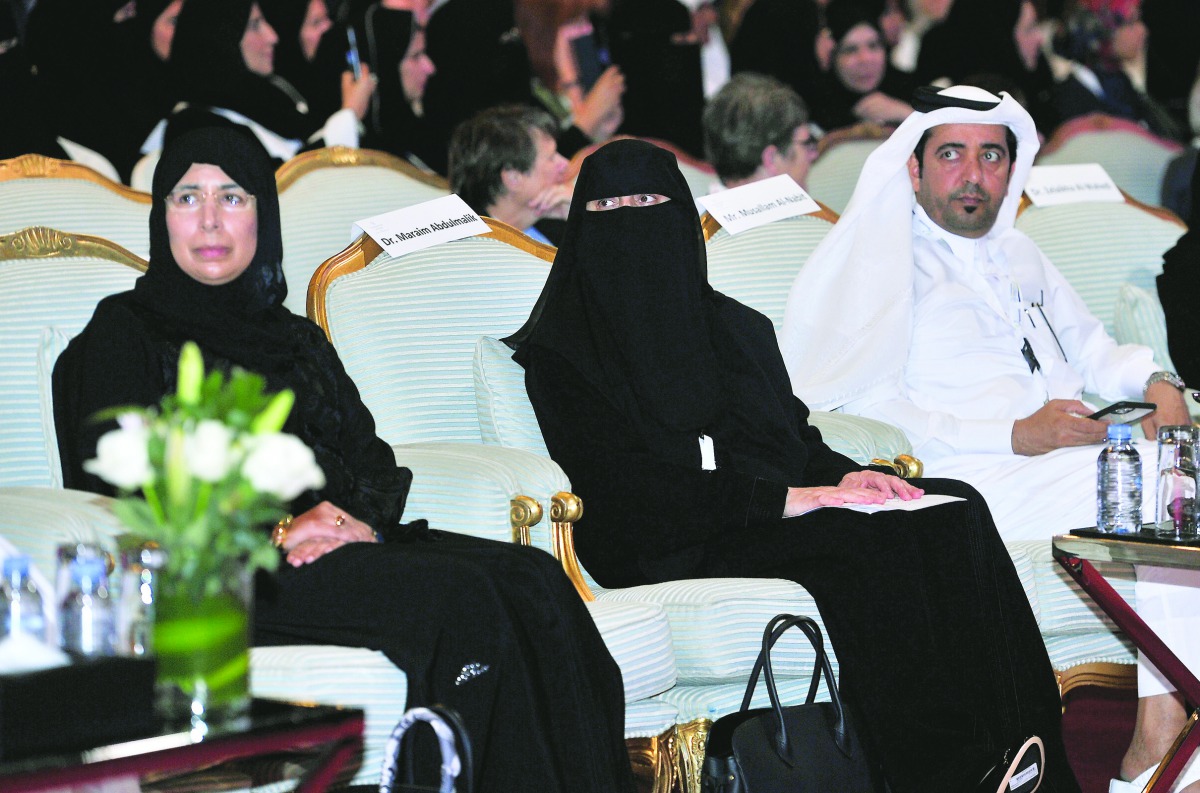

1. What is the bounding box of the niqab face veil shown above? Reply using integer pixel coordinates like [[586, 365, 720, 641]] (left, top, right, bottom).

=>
[[511, 139, 815, 484], [509, 139, 723, 434]]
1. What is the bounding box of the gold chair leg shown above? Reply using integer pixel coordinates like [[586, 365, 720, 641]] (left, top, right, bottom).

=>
[[627, 725, 682, 793], [675, 718, 712, 793]]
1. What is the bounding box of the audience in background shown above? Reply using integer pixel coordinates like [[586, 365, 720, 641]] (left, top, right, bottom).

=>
[[809, 0, 916, 131], [702, 72, 818, 189], [728, 0, 824, 116], [889, 0, 953, 74], [448, 105, 572, 245], [153, 0, 375, 165], [1053, 0, 1183, 142]]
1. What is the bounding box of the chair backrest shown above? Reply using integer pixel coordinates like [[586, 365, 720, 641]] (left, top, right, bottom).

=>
[[702, 206, 839, 334], [566, 135, 720, 198], [276, 147, 451, 315], [1034, 113, 1184, 207], [805, 123, 891, 214], [308, 218, 553, 445], [1014, 191, 1184, 337], [0, 155, 152, 258], [0, 227, 147, 488]]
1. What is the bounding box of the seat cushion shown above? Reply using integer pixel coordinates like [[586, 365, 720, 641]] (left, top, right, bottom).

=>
[[586, 599, 678, 702], [474, 336, 550, 457], [596, 577, 827, 685], [1114, 282, 1173, 372]]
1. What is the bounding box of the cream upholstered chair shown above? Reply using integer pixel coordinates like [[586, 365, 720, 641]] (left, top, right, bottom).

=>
[[0, 226, 623, 788], [1014, 190, 1185, 339], [805, 122, 891, 214], [566, 136, 720, 198], [0, 155, 152, 258], [274, 146, 450, 315], [1034, 113, 1184, 207], [308, 220, 682, 792]]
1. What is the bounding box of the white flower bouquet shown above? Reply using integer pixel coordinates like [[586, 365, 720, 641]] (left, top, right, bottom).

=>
[[86, 341, 325, 596]]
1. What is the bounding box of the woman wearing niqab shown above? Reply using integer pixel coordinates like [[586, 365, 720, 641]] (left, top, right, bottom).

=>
[[52, 126, 635, 793], [511, 139, 1083, 793]]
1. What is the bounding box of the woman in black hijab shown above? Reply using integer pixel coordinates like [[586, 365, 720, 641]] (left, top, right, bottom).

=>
[[728, 0, 824, 107], [53, 126, 635, 793], [808, 0, 916, 132], [1157, 156, 1200, 387], [916, 0, 1058, 135], [163, 0, 374, 165], [511, 139, 1083, 793]]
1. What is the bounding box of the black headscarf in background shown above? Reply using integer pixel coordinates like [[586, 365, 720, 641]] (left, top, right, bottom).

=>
[[259, 0, 345, 122], [808, 0, 917, 131], [917, 0, 1058, 134], [0, 3, 68, 160], [1157, 156, 1200, 386], [509, 139, 813, 483], [169, 0, 315, 141], [729, 0, 822, 107], [22, 0, 164, 178]]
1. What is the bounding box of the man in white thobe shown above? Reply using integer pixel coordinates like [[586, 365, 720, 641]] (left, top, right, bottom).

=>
[[779, 85, 1200, 793]]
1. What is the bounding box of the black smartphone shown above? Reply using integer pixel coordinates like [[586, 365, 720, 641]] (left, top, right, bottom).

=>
[[346, 28, 362, 79], [570, 33, 609, 92], [1087, 400, 1157, 423]]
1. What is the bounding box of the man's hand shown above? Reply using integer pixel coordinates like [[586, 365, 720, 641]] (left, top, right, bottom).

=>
[[573, 66, 625, 141], [527, 183, 573, 220], [853, 92, 913, 124], [1141, 381, 1192, 439], [1012, 399, 1108, 455]]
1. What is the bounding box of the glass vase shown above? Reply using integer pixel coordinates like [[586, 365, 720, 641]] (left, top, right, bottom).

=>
[[153, 556, 252, 736]]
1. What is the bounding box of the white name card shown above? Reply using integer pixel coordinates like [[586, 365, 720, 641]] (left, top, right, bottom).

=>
[[353, 194, 491, 256], [1024, 164, 1124, 207], [697, 175, 821, 234]]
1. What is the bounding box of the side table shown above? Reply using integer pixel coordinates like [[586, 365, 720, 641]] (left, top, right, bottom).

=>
[[0, 698, 364, 793], [1053, 531, 1200, 793]]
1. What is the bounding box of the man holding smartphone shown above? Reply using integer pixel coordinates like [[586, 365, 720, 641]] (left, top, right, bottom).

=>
[[781, 85, 1198, 793]]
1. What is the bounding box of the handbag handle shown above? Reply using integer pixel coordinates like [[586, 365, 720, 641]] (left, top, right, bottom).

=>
[[379, 705, 473, 793], [738, 613, 852, 764]]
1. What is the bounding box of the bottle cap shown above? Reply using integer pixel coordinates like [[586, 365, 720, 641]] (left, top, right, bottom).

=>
[[1107, 423, 1133, 441], [2, 555, 31, 579], [70, 557, 107, 585]]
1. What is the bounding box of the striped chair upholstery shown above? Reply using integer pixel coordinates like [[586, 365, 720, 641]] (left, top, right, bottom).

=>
[[307, 222, 683, 766], [1035, 113, 1184, 207], [0, 228, 145, 488], [1114, 282, 1174, 372], [1014, 194, 1185, 338], [0, 156, 152, 259], [806, 123, 891, 214], [275, 147, 449, 315]]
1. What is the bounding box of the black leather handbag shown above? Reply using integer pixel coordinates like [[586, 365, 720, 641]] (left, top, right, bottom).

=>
[[701, 613, 878, 793], [379, 705, 472, 793]]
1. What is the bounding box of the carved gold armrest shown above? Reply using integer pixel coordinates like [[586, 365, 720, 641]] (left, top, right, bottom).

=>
[[548, 492, 597, 602], [510, 495, 543, 546], [869, 453, 924, 479]]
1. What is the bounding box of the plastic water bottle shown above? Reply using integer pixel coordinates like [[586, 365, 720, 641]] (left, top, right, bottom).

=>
[[1, 555, 47, 642], [59, 557, 115, 656], [1097, 423, 1143, 533]]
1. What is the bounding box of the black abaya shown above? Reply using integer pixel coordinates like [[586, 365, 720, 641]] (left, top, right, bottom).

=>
[[52, 126, 635, 793], [511, 139, 1081, 793], [1157, 155, 1200, 387]]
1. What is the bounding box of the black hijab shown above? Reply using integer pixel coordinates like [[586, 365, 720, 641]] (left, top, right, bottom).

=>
[[259, 0, 344, 121], [169, 0, 314, 140], [1157, 156, 1200, 386], [135, 126, 295, 372], [509, 139, 812, 483]]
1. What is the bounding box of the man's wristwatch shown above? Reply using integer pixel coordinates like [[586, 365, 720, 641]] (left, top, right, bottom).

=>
[[1145, 371, 1186, 392]]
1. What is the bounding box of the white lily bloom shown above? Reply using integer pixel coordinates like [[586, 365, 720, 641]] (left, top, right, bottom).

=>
[[242, 433, 325, 501], [184, 420, 237, 482], [84, 418, 153, 490]]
